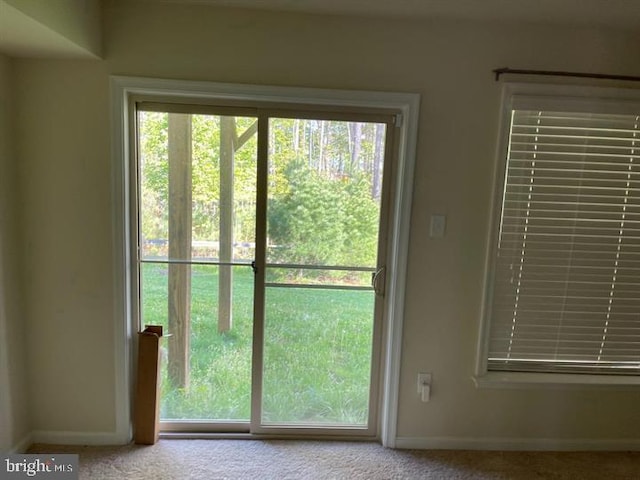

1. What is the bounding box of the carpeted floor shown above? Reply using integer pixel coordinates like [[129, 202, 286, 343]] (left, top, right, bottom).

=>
[[29, 440, 640, 479]]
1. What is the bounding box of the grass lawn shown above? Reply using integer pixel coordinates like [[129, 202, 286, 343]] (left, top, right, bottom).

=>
[[141, 263, 375, 426]]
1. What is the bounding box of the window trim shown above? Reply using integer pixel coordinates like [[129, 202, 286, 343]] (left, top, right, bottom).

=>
[[475, 82, 640, 388], [474, 371, 640, 389]]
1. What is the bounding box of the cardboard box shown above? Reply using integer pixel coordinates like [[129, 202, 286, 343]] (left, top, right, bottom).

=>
[[134, 325, 164, 445]]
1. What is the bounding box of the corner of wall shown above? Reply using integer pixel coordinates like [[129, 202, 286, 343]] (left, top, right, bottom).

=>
[[9, 433, 33, 454], [0, 52, 31, 454]]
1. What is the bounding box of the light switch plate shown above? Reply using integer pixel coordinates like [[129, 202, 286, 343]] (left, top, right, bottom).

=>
[[417, 373, 432, 393], [430, 214, 446, 237], [417, 373, 432, 402]]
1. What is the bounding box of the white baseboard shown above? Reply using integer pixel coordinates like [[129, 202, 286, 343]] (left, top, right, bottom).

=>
[[10, 433, 33, 453], [21, 430, 640, 451], [30, 430, 130, 446], [395, 436, 640, 451]]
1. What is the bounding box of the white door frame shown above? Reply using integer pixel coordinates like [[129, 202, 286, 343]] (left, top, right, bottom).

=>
[[110, 75, 419, 447]]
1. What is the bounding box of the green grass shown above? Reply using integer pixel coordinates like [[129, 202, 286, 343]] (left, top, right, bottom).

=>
[[141, 263, 374, 425]]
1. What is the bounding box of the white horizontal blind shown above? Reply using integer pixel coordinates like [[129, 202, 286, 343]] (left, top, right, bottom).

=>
[[488, 108, 640, 374]]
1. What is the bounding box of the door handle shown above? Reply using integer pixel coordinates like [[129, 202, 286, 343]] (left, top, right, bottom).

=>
[[371, 266, 386, 297]]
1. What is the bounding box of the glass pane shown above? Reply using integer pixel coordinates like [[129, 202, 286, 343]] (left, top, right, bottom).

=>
[[138, 111, 257, 263], [141, 263, 254, 421], [267, 118, 385, 268], [262, 286, 375, 426], [262, 116, 385, 429], [138, 110, 258, 422]]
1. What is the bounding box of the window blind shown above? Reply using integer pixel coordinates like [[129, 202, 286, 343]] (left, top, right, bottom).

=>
[[488, 108, 640, 374]]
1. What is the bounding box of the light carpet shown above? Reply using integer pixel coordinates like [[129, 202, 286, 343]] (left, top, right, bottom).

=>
[[29, 440, 640, 479]]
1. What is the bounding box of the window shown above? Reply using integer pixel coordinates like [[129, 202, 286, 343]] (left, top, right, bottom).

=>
[[481, 84, 640, 378]]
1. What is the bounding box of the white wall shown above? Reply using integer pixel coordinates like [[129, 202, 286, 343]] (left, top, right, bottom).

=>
[[3, 0, 102, 57], [14, 3, 640, 446], [0, 53, 29, 452], [15, 60, 113, 437]]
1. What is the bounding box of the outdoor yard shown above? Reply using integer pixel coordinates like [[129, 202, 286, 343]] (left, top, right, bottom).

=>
[[141, 263, 375, 425]]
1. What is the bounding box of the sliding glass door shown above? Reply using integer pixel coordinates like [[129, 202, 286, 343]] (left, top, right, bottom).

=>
[[134, 103, 394, 436]]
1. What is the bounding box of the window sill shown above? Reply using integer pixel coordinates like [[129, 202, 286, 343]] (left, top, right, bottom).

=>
[[472, 371, 640, 390]]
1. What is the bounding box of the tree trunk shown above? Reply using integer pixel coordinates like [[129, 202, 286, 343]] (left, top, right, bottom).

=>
[[350, 122, 362, 174], [308, 121, 313, 168], [218, 116, 235, 333], [168, 113, 192, 389], [372, 123, 384, 200], [293, 119, 300, 152], [319, 120, 326, 172]]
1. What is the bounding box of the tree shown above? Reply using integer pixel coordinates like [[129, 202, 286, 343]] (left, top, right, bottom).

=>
[[268, 161, 379, 276], [218, 117, 257, 333], [167, 113, 192, 389]]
